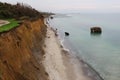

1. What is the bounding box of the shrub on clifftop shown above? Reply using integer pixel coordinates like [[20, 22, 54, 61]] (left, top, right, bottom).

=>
[[0, 2, 43, 19]]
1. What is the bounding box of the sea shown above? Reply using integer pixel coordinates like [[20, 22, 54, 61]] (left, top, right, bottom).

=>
[[48, 13, 120, 80]]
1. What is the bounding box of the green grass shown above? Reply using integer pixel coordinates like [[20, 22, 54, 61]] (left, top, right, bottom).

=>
[[0, 19, 19, 32]]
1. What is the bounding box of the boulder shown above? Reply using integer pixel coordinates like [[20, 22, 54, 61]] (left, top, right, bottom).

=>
[[90, 27, 102, 33], [65, 32, 69, 36]]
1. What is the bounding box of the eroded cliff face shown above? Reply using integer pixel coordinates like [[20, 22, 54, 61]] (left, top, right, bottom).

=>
[[0, 18, 48, 80]]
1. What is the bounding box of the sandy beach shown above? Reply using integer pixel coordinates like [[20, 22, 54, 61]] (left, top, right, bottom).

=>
[[43, 26, 96, 80]]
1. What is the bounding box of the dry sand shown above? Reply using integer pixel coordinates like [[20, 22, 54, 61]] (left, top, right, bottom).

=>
[[0, 20, 9, 26], [43, 27, 93, 80]]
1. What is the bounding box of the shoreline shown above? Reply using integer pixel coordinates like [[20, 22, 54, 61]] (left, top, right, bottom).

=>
[[57, 32, 104, 80], [43, 18, 104, 80]]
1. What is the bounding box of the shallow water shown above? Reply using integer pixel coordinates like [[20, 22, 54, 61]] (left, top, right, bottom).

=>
[[49, 13, 120, 80]]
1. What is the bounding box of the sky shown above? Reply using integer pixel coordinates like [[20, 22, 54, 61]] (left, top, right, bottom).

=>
[[1, 0, 120, 13]]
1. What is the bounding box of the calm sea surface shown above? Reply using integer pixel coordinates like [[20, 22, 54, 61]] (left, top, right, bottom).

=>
[[49, 13, 120, 80]]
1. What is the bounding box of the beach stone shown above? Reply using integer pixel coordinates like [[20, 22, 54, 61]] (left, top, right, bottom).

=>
[[90, 27, 102, 33], [50, 16, 53, 19], [65, 32, 69, 36]]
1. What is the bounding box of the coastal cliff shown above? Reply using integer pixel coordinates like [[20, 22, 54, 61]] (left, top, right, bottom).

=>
[[0, 18, 48, 80]]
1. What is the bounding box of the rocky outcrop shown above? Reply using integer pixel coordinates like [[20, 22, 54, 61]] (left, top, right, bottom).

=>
[[0, 18, 48, 80], [90, 27, 102, 33]]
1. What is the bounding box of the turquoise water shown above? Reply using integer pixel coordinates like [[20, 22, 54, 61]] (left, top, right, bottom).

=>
[[49, 13, 120, 80]]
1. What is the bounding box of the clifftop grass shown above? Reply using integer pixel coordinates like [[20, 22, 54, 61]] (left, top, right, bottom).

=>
[[0, 19, 19, 32]]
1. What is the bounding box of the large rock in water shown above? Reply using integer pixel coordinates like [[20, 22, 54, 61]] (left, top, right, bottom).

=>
[[90, 27, 102, 33]]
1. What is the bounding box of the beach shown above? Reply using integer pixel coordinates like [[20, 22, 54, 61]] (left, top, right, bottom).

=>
[[43, 26, 96, 80]]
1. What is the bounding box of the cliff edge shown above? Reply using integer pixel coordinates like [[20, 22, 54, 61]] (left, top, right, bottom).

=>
[[0, 18, 48, 80]]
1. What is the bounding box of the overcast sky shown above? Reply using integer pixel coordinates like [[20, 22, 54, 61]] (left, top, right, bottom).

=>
[[1, 0, 120, 13]]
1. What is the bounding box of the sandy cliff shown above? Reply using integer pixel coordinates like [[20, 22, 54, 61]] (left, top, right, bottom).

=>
[[0, 18, 48, 80]]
